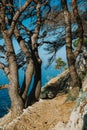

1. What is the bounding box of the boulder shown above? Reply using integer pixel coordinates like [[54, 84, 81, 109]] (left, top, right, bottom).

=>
[[40, 69, 71, 99]]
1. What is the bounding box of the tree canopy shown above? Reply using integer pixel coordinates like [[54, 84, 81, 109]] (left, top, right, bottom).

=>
[[0, 0, 87, 124]]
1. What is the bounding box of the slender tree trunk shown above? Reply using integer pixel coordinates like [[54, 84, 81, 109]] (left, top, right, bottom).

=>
[[2, 32, 24, 116], [21, 60, 34, 101], [25, 51, 42, 107], [14, 27, 34, 103], [62, 0, 82, 88], [25, 3, 42, 107], [30, 2, 42, 102], [0, 1, 24, 116], [72, 0, 84, 58]]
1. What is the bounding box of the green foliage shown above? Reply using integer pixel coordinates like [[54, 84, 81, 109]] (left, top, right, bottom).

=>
[[73, 38, 87, 48], [73, 38, 79, 47], [83, 38, 87, 47], [55, 58, 67, 71]]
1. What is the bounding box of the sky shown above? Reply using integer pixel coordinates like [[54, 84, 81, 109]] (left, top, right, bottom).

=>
[[0, 0, 87, 85]]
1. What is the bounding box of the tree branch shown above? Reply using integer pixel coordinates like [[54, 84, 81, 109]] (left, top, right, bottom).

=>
[[0, 63, 5, 69], [9, 0, 32, 36], [31, 2, 41, 48], [0, 63, 9, 75], [0, 84, 9, 90], [0, 45, 6, 54], [19, 23, 33, 36]]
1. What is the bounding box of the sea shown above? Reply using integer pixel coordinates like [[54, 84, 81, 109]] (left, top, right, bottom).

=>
[[0, 46, 66, 117]]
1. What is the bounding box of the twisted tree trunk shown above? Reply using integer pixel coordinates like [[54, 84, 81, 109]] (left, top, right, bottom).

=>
[[25, 3, 42, 107]]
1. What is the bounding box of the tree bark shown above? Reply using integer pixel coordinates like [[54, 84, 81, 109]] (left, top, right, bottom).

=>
[[62, 0, 82, 88], [2, 32, 24, 116], [25, 50, 42, 107], [30, 2, 42, 102], [0, 1, 24, 116], [25, 3, 42, 107], [72, 0, 84, 58], [14, 27, 34, 103]]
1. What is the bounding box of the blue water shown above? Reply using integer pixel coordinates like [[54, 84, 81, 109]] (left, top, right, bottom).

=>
[[0, 46, 67, 117], [0, 70, 11, 117], [0, 66, 59, 118]]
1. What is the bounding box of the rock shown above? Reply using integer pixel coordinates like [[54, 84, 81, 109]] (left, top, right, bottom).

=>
[[82, 74, 87, 91], [66, 107, 83, 130], [76, 50, 87, 79], [51, 122, 69, 130], [40, 85, 58, 99], [40, 69, 71, 99], [51, 103, 84, 130]]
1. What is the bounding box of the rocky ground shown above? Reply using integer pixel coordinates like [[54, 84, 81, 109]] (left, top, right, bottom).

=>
[[2, 93, 75, 130]]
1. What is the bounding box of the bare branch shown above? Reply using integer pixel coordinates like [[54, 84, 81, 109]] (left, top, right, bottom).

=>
[[0, 63, 9, 75], [19, 23, 33, 36], [14, 26, 32, 62], [0, 84, 9, 90], [0, 45, 6, 54], [0, 63, 6, 69]]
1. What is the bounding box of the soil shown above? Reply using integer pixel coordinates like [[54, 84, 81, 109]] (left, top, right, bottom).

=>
[[5, 93, 76, 130]]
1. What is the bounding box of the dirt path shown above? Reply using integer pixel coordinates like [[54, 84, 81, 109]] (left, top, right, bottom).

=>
[[5, 94, 75, 130]]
